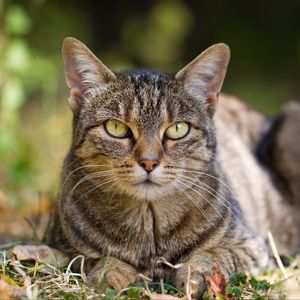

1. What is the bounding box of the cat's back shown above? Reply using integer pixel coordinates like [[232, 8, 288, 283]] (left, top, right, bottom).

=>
[[214, 94, 270, 149], [214, 94, 300, 254]]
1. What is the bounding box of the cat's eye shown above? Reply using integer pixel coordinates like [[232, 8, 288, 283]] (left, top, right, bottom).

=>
[[165, 122, 190, 140], [104, 119, 130, 138]]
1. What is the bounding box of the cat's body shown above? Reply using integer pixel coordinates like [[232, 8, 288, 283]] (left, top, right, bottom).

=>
[[215, 95, 300, 255], [48, 38, 300, 297]]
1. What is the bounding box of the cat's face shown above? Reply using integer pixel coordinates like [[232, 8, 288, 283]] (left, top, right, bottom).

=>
[[62, 38, 230, 201], [74, 73, 216, 200]]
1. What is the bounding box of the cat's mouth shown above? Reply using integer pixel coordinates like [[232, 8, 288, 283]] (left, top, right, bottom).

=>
[[134, 178, 161, 187], [126, 176, 171, 200]]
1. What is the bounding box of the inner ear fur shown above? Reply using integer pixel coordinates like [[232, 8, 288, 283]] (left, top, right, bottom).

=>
[[62, 37, 116, 114], [175, 43, 230, 113]]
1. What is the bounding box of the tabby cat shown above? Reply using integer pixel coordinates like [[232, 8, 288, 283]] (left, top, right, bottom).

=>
[[48, 37, 300, 298]]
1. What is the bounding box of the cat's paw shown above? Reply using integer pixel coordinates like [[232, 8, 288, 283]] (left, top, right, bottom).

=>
[[175, 266, 207, 299], [87, 257, 137, 291]]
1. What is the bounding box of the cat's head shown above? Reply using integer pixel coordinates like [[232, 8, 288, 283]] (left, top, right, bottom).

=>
[[62, 38, 230, 201]]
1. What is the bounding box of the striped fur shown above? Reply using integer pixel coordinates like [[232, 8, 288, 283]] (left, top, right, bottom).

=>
[[47, 38, 300, 297]]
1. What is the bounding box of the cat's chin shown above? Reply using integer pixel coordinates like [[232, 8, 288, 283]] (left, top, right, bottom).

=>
[[122, 181, 174, 201]]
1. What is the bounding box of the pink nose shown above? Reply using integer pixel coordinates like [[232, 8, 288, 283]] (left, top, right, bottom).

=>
[[139, 159, 159, 173]]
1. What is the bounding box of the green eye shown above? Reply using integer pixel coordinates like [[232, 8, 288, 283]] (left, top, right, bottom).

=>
[[165, 122, 190, 140], [104, 119, 130, 138]]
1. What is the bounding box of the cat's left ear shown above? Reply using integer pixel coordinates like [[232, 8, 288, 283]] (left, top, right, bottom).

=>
[[62, 37, 117, 114], [175, 43, 230, 114]]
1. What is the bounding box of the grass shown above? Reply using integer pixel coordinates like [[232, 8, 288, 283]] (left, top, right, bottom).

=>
[[0, 245, 300, 299], [0, 249, 186, 299]]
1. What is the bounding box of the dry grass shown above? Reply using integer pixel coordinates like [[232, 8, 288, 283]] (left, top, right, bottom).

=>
[[0, 252, 97, 299], [0, 249, 186, 299], [0, 245, 300, 300]]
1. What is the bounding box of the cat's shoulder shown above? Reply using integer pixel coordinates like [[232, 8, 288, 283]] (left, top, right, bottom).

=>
[[215, 94, 270, 148]]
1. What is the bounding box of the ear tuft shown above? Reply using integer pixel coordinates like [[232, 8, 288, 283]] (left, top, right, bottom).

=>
[[176, 43, 230, 114], [62, 37, 116, 114]]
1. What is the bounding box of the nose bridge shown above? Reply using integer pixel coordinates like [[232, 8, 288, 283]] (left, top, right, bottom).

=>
[[135, 136, 162, 161]]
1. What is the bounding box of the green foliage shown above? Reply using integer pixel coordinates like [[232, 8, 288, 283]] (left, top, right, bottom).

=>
[[249, 278, 271, 291], [102, 288, 117, 299], [0, 1, 71, 205], [55, 291, 78, 300], [5, 5, 31, 35], [225, 285, 243, 298], [101, 282, 185, 299], [121, 0, 193, 69], [224, 272, 274, 300], [231, 272, 247, 286], [127, 286, 142, 298]]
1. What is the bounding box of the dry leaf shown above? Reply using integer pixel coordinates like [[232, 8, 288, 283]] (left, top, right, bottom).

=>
[[0, 280, 10, 300], [205, 263, 227, 298], [0, 280, 27, 299], [145, 291, 185, 300], [12, 244, 69, 266]]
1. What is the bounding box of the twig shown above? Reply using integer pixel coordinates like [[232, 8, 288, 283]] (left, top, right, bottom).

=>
[[160, 278, 165, 294], [65, 255, 87, 282], [267, 231, 288, 279], [157, 257, 184, 269], [186, 266, 192, 300], [113, 287, 130, 299], [138, 273, 152, 293], [12, 264, 27, 279]]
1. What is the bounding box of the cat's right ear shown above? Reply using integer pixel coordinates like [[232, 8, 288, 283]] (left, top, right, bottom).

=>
[[175, 43, 230, 115], [62, 37, 116, 114]]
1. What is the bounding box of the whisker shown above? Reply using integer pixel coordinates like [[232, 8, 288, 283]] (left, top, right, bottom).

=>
[[176, 179, 230, 232], [172, 182, 214, 228], [61, 164, 112, 196], [102, 176, 124, 195], [76, 178, 117, 202], [179, 174, 243, 220], [109, 181, 122, 201], [179, 176, 243, 229], [175, 167, 238, 199], [64, 171, 111, 210]]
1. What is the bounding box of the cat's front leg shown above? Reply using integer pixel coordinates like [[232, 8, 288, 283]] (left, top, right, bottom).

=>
[[174, 243, 268, 298], [87, 256, 138, 291]]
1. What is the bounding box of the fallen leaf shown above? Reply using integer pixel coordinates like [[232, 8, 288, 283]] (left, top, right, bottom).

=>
[[11, 244, 69, 266], [205, 263, 227, 298], [0, 280, 27, 298], [145, 291, 185, 300], [0, 280, 10, 300]]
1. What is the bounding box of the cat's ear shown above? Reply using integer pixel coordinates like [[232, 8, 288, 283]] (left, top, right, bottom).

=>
[[62, 37, 116, 114], [175, 43, 230, 114]]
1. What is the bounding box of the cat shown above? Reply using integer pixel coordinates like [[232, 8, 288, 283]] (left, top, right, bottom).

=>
[[47, 37, 300, 298]]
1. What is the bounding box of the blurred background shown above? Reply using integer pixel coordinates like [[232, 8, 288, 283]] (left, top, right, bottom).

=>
[[0, 0, 300, 230]]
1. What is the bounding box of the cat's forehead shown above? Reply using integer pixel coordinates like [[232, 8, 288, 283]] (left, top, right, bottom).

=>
[[120, 70, 200, 118], [84, 70, 205, 131], [119, 71, 169, 128]]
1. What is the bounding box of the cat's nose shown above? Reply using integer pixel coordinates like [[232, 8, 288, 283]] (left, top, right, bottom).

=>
[[139, 159, 159, 173]]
